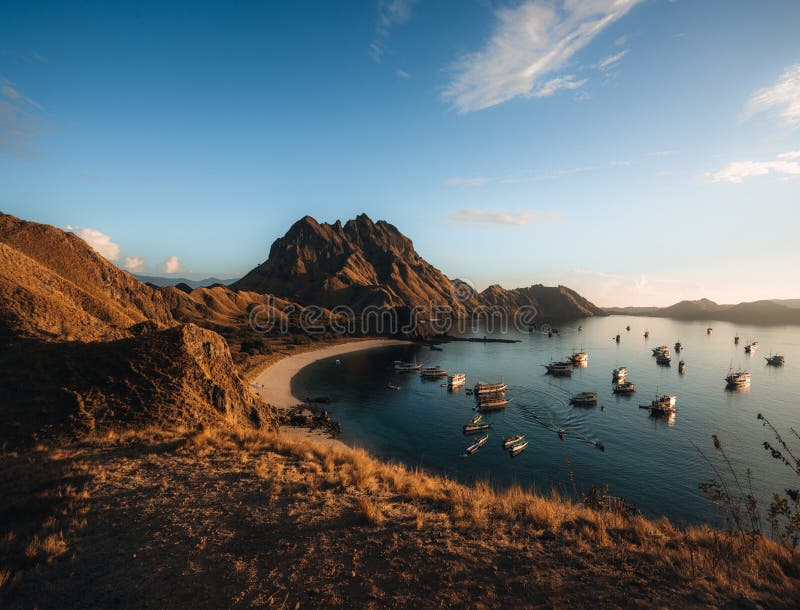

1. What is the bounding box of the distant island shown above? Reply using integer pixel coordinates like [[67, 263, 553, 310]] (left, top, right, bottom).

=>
[[134, 274, 236, 289], [605, 298, 800, 325]]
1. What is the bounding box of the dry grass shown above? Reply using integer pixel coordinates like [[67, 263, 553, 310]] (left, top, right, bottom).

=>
[[1, 422, 798, 608]]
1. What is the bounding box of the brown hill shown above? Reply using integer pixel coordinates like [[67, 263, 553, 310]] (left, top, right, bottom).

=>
[[232, 214, 602, 322], [232, 214, 475, 313], [0, 212, 173, 342]]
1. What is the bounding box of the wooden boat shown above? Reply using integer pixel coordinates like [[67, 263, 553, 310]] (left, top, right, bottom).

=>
[[765, 354, 785, 366], [478, 396, 510, 410], [473, 380, 507, 395], [644, 330, 650, 338], [674, 342, 682, 352], [745, 341, 760, 353], [734, 335, 740, 345], [394, 360, 422, 372], [707, 327, 713, 335], [420, 366, 448, 379], [509, 440, 528, 456], [652, 346, 670, 357], [465, 434, 489, 455], [463, 421, 490, 434], [387, 383, 401, 391], [615, 334, 621, 343], [570, 392, 598, 406], [447, 373, 466, 389], [471, 413, 483, 425], [626, 325, 631, 331], [544, 361, 573, 376], [641, 394, 677, 415], [678, 360, 686, 374], [656, 353, 671, 366], [557, 428, 565, 440], [577, 325, 583, 332], [613, 381, 636, 395], [725, 368, 751, 388], [612, 367, 628, 380], [502, 434, 525, 449], [570, 351, 588, 365]]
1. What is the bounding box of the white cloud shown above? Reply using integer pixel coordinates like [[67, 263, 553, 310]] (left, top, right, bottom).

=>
[[123, 256, 146, 273], [743, 63, 800, 128], [442, 0, 643, 113], [596, 49, 629, 71], [706, 157, 800, 183], [371, 0, 416, 62], [646, 150, 677, 157], [66, 226, 121, 260], [448, 208, 559, 225], [162, 255, 183, 274], [395, 68, 410, 79], [610, 160, 632, 166], [1, 83, 41, 109], [444, 176, 491, 187], [776, 150, 800, 160], [0, 77, 45, 158]]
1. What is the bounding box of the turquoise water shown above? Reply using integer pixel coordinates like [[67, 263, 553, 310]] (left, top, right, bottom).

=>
[[292, 316, 800, 524]]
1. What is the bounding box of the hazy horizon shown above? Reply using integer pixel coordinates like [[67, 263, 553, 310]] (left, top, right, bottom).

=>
[[2, 0, 799, 306]]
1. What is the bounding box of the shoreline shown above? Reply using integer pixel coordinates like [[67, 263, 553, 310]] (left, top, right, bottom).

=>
[[251, 338, 413, 447]]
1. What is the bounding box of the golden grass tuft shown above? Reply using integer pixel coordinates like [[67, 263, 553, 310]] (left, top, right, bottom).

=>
[[24, 532, 67, 563], [355, 496, 384, 525]]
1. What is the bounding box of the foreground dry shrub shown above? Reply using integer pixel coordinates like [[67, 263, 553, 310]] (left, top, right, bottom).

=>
[[24, 532, 67, 563], [355, 496, 384, 525]]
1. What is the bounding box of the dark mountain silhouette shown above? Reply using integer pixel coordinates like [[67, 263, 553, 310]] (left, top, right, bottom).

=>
[[606, 298, 800, 325], [135, 274, 236, 289]]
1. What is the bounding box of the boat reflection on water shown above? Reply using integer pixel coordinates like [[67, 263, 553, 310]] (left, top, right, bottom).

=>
[[725, 383, 751, 394], [574, 360, 588, 369], [650, 410, 677, 426]]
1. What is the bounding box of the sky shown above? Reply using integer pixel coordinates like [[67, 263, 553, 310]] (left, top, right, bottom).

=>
[[1, 0, 799, 307]]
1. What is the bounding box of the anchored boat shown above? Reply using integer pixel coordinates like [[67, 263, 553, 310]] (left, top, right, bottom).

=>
[[394, 360, 422, 372], [765, 354, 785, 366], [464, 434, 489, 455], [678, 360, 686, 374], [463, 420, 490, 434], [745, 341, 760, 353], [570, 350, 588, 365], [509, 440, 528, 456], [612, 366, 628, 380], [641, 394, 677, 415], [502, 434, 525, 449], [570, 392, 599, 406], [674, 341, 683, 352], [478, 396, 510, 410], [544, 361, 573, 376], [656, 353, 672, 366], [473, 380, 507, 395], [652, 346, 670, 357], [613, 381, 636, 395], [447, 373, 466, 389], [420, 366, 448, 379], [725, 368, 751, 388]]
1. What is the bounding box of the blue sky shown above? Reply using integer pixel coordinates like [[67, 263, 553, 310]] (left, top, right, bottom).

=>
[[1, 0, 799, 306]]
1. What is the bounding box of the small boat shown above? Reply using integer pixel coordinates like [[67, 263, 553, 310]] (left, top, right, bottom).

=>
[[577, 325, 583, 332], [502, 434, 525, 449], [652, 346, 670, 357], [420, 366, 448, 379], [570, 392, 599, 406], [447, 373, 467, 389], [474, 380, 507, 395], [612, 366, 628, 380], [471, 413, 483, 424], [478, 396, 510, 410], [656, 353, 671, 366], [644, 330, 650, 338], [674, 341, 682, 352], [394, 360, 422, 372], [570, 351, 588, 365], [734, 335, 740, 345], [594, 441, 605, 451], [557, 428, 566, 440], [463, 421, 490, 434], [613, 381, 636, 395], [744, 341, 759, 353], [544, 361, 573, 376], [464, 434, 489, 455], [678, 360, 686, 374], [707, 328, 713, 335], [387, 383, 401, 391], [765, 354, 785, 366], [429, 345, 443, 352], [641, 394, 677, 415], [725, 368, 751, 388], [509, 440, 528, 456], [615, 334, 621, 343], [626, 325, 631, 331]]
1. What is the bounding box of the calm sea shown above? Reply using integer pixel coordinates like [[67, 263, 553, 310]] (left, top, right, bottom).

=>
[[292, 316, 800, 524]]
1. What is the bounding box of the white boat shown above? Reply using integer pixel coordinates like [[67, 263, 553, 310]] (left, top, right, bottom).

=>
[[387, 383, 401, 391], [509, 440, 528, 456], [570, 351, 588, 365], [478, 396, 510, 410], [463, 421, 490, 434], [420, 366, 448, 379], [447, 373, 466, 389], [394, 360, 422, 372], [465, 434, 489, 455], [725, 368, 751, 388], [502, 434, 525, 449], [641, 394, 677, 415]]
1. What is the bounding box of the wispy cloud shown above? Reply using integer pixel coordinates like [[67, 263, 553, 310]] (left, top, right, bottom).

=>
[[706, 151, 800, 183], [743, 63, 800, 129], [395, 68, 410, 79], [444, 176, 492, 187], [596, 49, 629, 71], [162, 255, 184, 274], [65, 226, 121, 260], [442, 0, 643, 113], [448, 208, 559, 226], [0, 76, 45, 158], [646, 150, 677, 157], [370, 0, 416, 62]]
